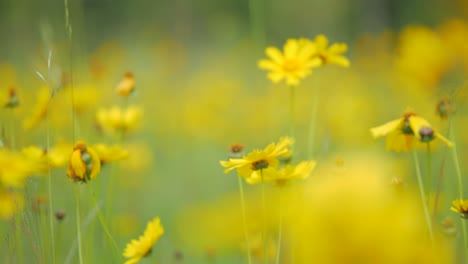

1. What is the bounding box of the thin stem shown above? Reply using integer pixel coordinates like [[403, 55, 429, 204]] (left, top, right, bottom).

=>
[[87, 184, 120, 261], [237, 176, 252, 264], [426, 143, 431, 197], [74, 185, 83, 264], [275, 189, 283, 264], [261, 169, 267, 264], [412, 150, 434, 244], [45, 109, 56, 264], [449, 123, 468, 262], [289, 86, 295, 164], [307, 77, 320, 159]]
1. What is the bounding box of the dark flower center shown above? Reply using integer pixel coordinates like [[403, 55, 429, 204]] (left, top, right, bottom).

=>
[[419, 126, 434, 142], [251, 159, 269, 170]]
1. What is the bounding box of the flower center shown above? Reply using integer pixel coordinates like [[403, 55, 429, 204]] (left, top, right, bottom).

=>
[[419, 126, 434, 142], [282, 59, 298, 72], [251, 159, 269, 170]]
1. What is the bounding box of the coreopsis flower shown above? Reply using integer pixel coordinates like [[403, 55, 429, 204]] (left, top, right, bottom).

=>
[[93, 143, 128, 164], [23, 86, 50, 130], [0, 149, 38, 188], [67, 141, 101, 183], [0, 190, 24, 220], [116, 71, 136, 97], [228, 143, 245, 159], [313, 34, 350, 67], [370, 111, 452, 152], [451, 199, 468, 219], [220, 137, 293, 184], [123, 217, 164, 264], [260, 160, 316, 186], [96, 106, 143, 137], [258, 38, 321, 86], [48, 141, 73, 167], [21, 146, 48, 173]]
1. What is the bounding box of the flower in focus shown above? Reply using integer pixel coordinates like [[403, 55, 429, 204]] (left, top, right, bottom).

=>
[[370, 111, 452, 152], [67, 141, 101, 182], [116, 71, 136, 97], [123, 217, 164, 264], [220, 137, 293, 184], [313, 34, 350, 67], [258, 38, 321, 86], [262, 160, 316, 186], [93, 143, 129, 164], [96, 106, 143, 137], [451, 199, 468, 219]]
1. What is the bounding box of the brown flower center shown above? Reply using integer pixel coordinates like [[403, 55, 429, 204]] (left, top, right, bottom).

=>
[[251, 159, 269, 170]]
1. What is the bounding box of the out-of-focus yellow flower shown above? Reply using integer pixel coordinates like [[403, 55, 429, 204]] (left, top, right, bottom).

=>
[[96, 106, 143, 137], [67, 141, 101, 183], [247, 234, 277, 262], [93, 143, 128, 164], [123, 217, 164, 264], [451, 199, 468, 219], [4, 86, 19, 108], [21, 146, 48, 173], [116, 71, 136, 97], [49, 141, 73, 167], [23, 86, 50, 130], [260, 160, 316, 186], [370, 111, 452, 152], [313, 34, 350, 67], [220, 137, 293, 184], [0, 149, 37, 188], [0, 190, 24, 220], [258, 38, 321, 86], [60, 85, 100, 114]]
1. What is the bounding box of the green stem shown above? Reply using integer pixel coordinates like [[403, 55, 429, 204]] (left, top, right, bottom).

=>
[[74, 185, 83, 264], [412, 150, 434, 244], [237, 176, 252, 264], [275, 189, 283, 264], [248, 0, 265, 46], [307, 77, 320, 159], [261, 169, 267, 264], [45, 108, 56, 264], [449, 124, 468, 262], [426, 143, 431, 198]]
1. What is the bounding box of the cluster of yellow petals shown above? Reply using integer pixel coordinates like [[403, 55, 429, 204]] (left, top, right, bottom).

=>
[[451, 199, 468, 219], [258, 35, 349, 86], [67, 141, 101, 183], [123, 217, 164, 264], [116, 71, 136, 97], [96, 106, 143, 137], [370, 111, 453, 152], [93, 143, 129, 164]]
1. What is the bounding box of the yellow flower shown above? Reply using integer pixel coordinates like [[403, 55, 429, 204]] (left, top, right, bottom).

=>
[[0, 149, 37, 188], [116, 71, 136, 97], [451, 199, 468, 219], [220, 137, 293, 184], [258, 38, 321, 86], [123, 217, 164, 264], [313, 34, 350, 67], [370, 111, 452, 152], [0, 190, 24, 220], [96, 106, 143, 137], [23, 86, 50, 130], [262, 160, 316, 186], [49, 141, 74, 168], [93, 143, 129, 164], [67, 141, 101, 182], [21, 146, 48, 173]]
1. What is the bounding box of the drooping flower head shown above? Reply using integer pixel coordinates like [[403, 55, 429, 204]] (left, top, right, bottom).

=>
[[313, 34, 350, 67], [220, 137, 294, 184], [370, 111, 453, 152], [116, 71, 136, 97], [67, 141, 101, 183], [123, 217, 164, 264], [258, 38, 322, 86], [451, 199, 468, 219], [263, 160, 316, 186]]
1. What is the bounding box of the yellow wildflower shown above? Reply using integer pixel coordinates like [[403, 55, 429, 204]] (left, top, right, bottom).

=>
[[93, 143, 129, 164], [313, 34, 350, 67], [96, 106, 143, 137], [21, 146, 48, 173], [116, 71, 136, 97], [49, 141, 73, 168], [67, 141, 101, 182], [23, 86, 50, 130], [0, 149, 37, 188], [258, 38, 321, 86], [220, 137, 293, 184], [261, 160, 316, 186], [370, 111, 452, 152], [451, 199, 468, 219], [123, 217, 164, 264], [0, 190, 24, 220]]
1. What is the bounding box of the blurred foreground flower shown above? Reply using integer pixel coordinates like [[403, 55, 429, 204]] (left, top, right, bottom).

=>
[[123, 217, 164, 264], [116, 71, 136, 97], [23, 86, 50, 130], [0, 190, 24, 220], [67, 141, 101, 182], [220, 137, 293, 184], [93, 143, 128, 164], [313, 34, 350, 67], [258, 38, 321, 86], [96, 106, 143, 138], [370, 111, 452, 152], [264, 160, 316, 186], [451, 199, 468, 219]]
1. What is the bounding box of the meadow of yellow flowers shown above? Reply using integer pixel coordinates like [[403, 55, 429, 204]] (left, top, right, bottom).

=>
[[2, 0, 468, 263]]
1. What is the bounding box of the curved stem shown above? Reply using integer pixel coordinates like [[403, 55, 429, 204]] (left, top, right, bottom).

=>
[[237, 176, 252, 264], [412, 150, 434, 244]]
